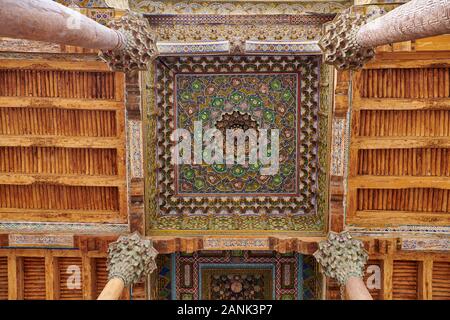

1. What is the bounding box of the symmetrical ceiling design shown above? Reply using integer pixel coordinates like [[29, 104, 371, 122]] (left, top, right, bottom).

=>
[[174, 72, 299, 196], [131, 0, 350, 15], [146, 55, 331, 234], [172, 251, 320, 300]]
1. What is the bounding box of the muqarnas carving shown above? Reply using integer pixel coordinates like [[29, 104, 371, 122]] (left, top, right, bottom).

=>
[[175, 72, 299, 196], [148, 55, 328, 232]]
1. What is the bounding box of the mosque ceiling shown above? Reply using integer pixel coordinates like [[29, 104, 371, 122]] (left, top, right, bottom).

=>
[[145, 55, 333, 235], [131, 0, 351, 15]]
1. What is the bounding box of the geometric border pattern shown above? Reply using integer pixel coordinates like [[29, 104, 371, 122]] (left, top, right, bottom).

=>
[[145, 56, 332, 234], [0, 222, 129, 234], [145, 55, 331, 234], [163, 251, 322, 300], [174, 251, 300, 300]]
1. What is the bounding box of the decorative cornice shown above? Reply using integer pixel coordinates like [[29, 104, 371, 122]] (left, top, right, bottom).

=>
[[0, 222, 129, 234], [348, 225, 450, 236], [107, 232, 158, 286], [100, 12, 158, 73], [131, 1, 350, 15], [400, 237, 450, 251], [314, 231, 368, 286], [105, 0, 130, 9], [318, 11, 375, 70]]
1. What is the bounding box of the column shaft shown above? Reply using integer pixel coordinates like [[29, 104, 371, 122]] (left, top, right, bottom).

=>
[[0, 0, 124, 50], [97, 278, 125, 300], [345, 277, 373, 300], [356, 0, 450, 48]]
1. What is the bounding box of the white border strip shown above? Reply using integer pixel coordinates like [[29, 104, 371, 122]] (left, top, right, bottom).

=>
[[157, 41, 230, 55], [245, 40, 321, 54]]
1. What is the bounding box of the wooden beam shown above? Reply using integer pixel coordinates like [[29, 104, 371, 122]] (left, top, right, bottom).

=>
[[365, 52, 450, 69], [0, 97, 123, 110], [354, 98, 450, 111], [352, 137, 450, 149], [0, 173, 125, 187], [415, 35, 450, 51], [0, 208, 125, 224], [0, 136, 122, 148], [150, 236, 324, 254], [349, 176, 450, 189], [349, 211, 450, 227], [419, 258, 433, 300], [0, 59, 110, 72], [7, 253, 18, 300], [82, 255, 94, 300], [382, 257, 393, 300], [45, 251, 56, 300]]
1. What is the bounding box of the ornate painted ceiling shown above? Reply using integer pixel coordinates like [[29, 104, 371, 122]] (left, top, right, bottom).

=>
[[145, 55, 333, 235]]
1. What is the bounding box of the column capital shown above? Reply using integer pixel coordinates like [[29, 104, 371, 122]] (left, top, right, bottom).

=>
[[100, 12, 158, 73], [318, 11, 375, 70], [107, 232, 158, 287], [313, 231, 368, 286]]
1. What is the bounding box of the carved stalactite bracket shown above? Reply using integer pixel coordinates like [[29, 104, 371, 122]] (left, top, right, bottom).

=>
[[313, 231, 368, 286], [100, 12, 158, 73], [107, 232, 158, 286], [318, 11, 375, 70]]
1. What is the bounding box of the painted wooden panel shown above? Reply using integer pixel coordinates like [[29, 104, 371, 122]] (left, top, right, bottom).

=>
[[358, 149, 450, 176], [0, 70, 116, 99], [392, 260, 419, 300], [22, 257, 46, 300], [0, 108, 117, 136], [0, 61, 126, 224], [432, 261, 450, 300], [0, 185, 119, 211], [94, 258, 108, 299], [364, 260, 383, 300], [325, 278, 340, 300], [0, 147, 118, 175], [132, 281, 146, 300], [360, 68, 450, 99], [357, 188, 450, 212], [359, 110, 450, 137], [0, 256, 7, 300], [0, 247, 134, 300], [349, 60, 450, 227], [57, 257, 83, 300]]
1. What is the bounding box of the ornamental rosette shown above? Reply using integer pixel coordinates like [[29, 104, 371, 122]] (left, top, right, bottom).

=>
[[318, 11, 375, 70], [100, 12, 157, 73], [107, 232, 158, 286], [313, 231, 368, 286]]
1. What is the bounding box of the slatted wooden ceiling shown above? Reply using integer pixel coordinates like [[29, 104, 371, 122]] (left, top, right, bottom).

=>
[[22, 257, 46, 300], [0, 256, 7, 300], [392, 260, 419, 300], [0, 249, 140, 300], [348, 57, 450, 227], [0, 59, 126, 223], [432, 261, 450, 300], [57, 257, 83, 300]]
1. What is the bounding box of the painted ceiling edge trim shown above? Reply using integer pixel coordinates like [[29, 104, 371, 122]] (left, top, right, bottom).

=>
[[145, 56, 331, 233], [0, 222, 129, 234], [131, 0, 352, 15], [156, 40, 321, 55], [348, 225, 450, 235], [157, 41, 230, 55]]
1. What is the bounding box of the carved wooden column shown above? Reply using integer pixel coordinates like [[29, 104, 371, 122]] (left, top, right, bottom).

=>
[[320, 0, 450, 69], [97, 233, 158, 300], [314, 231, 373, 300], [0, 0, 157, 72]]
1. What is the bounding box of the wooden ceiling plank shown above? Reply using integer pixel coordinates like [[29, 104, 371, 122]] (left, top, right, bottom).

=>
[[0, 97, 122, 110], [0, 136, 122, 148], [0, 173, 125, 187]]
